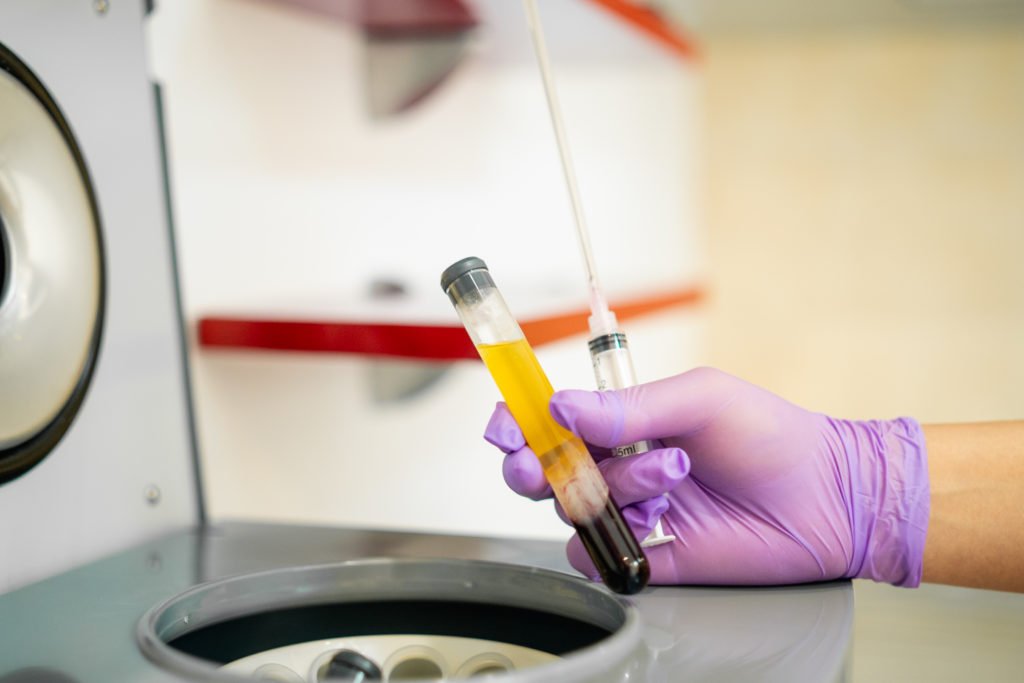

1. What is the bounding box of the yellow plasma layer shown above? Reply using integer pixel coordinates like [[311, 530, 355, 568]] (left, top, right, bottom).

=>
[[477, 339, 607, 521]]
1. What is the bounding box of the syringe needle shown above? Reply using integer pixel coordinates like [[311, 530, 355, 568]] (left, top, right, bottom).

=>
[[521, 0, 606, 313], [522, 2, 677, 549]]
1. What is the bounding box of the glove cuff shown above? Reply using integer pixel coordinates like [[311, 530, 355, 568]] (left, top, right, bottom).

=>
[[838, 417, 930, 587]]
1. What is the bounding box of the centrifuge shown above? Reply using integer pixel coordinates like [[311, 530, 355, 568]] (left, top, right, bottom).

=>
[[0, 2, 1021, 682]]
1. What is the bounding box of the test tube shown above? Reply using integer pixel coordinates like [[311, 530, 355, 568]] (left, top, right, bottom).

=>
[[442, 257, 649, 595]]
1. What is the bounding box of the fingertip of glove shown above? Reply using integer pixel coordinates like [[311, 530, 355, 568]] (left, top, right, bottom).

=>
[[663, 448, 691, 482], [624, 498, 669, 530], [483, 402, 525, 453], [550, 390, 623, 446], [549, 390, 595, 430], [502, 450, 548, 500]]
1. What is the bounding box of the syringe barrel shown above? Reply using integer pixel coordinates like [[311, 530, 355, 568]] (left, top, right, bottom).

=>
[[589, 332, 654, 457], [588, 329, 676, 547], [442, 257, 649, 594], [589, 332, 639, 391]]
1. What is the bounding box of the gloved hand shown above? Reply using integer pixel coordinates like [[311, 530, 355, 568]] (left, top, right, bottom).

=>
[[484, 367, 930, 587]]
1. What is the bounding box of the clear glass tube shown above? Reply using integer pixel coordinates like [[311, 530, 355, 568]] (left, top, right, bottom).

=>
[[442, 257, 649, 594]]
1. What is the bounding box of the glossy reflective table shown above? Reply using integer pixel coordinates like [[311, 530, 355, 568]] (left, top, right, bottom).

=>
[[0, 522, 1021, 681]]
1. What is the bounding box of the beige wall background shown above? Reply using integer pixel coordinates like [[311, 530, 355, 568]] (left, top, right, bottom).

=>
[[696, 23, 1023, 681], [698, 26, 1023, 424]]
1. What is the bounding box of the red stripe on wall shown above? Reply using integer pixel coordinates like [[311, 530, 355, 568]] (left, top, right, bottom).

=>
[[198, 286, 703, 361]]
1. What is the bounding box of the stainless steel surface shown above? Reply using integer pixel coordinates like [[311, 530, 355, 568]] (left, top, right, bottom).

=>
[[0, 0, 198, 592], [0, 523, 824, 681], [1, 522, 1022, 680]]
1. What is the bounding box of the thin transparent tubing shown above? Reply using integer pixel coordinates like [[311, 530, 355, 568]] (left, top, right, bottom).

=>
[[521, 0, 609, 317]]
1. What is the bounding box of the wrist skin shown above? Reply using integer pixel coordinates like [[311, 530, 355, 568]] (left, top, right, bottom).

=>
[[919, 422, 1024, 593]]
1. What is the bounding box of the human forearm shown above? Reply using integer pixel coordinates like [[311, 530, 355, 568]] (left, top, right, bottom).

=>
[[922, 422, 1024, 592]]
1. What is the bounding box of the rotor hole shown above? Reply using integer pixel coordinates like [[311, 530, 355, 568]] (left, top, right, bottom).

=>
[[388, 657, 444, 680]]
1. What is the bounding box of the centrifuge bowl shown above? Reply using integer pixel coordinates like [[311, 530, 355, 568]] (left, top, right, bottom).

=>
[[137, 558, 645, 682]]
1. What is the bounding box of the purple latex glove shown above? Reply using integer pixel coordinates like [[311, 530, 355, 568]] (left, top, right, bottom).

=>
[[484, 367, 930, 587]]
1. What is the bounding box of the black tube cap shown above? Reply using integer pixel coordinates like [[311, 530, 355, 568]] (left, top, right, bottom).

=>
[[324, 649, 382, 680], [440, 256, 488, 293]]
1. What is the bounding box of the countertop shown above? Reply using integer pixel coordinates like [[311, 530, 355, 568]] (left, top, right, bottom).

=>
[[0, 522, 1021, 681]]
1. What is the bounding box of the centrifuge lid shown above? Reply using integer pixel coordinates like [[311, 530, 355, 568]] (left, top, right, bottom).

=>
[[0, 43, 104, 483]]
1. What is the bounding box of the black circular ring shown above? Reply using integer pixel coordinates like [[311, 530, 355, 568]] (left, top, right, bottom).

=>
[[0, 211, 10, 308], [0, 41, 106, 485]]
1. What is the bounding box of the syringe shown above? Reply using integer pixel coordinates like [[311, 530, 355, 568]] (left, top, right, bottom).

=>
[[522, 0, 675, 547]]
